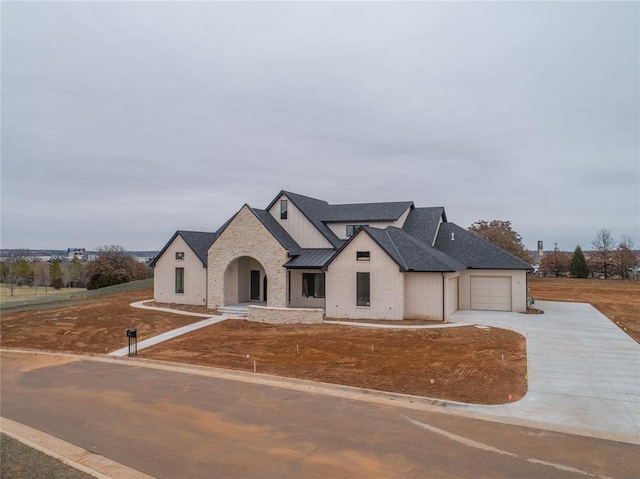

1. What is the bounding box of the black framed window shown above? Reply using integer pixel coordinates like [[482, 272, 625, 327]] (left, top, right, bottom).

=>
[[280, 199, 288, 220], [356, 272, 370, 306], [302, 273, 325, 298], [175, 252, 184, 260], [175, 267, 184, 294], [356, 251, 370, 261]]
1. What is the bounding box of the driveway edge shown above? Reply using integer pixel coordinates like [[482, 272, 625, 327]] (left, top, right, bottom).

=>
[[3, 348, 638, 445]]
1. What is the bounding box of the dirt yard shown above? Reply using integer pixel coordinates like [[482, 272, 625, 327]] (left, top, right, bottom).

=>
[[528, 277, 640, 343], [4, 278, 633, 404], [140, 320, 527, 404], [1, 284, 526, 404], [0, 289, 197, 354]]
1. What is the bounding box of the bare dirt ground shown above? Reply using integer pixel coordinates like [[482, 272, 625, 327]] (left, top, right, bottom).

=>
[[1, 284, 526, 404], [3, 279, 636, 403], [0, 289, 196, 354], [529, 277, 640, 343], [141, 320, 527, 404]]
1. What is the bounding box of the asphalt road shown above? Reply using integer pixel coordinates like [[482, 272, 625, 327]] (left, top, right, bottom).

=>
[[1, 351, 637, 479]]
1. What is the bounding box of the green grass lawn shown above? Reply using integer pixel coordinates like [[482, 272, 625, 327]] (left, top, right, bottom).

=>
[[1, 285, 87, 303], [0, 278, 153, 313]]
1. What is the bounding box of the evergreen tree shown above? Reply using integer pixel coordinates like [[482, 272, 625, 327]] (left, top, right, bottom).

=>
[[569, 245, 589, 278], [49, 258, 64, 290], [68, 256, 84, 287]]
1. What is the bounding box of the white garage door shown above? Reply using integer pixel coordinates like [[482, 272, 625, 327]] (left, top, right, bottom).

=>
[[471, 276, 512, 311]]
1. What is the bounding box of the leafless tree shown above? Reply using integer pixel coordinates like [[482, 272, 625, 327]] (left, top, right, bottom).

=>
[[591, 229, 616, 279]]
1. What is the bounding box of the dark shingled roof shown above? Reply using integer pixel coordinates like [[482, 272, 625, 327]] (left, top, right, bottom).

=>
[[150, 230, 217, 267], [402, 207, 446, 246], [269, 191, 414, 248], [272, 191, 342, 248], [321, 201, 414, 222], [251, 207, 302, 255], [363, 227, 466, 272], [284, 249, 336, 269], [434, 223, 533, 270]]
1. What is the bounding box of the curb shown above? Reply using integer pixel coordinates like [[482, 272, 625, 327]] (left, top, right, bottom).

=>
[[1, 417, 154, 479], [3, 348, 638, 445]]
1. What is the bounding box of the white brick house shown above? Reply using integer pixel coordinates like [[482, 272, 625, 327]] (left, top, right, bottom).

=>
[[152, 191, 532, 321]]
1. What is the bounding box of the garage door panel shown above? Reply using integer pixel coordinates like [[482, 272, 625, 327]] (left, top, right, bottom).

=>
[[471, 276, 512, 311]]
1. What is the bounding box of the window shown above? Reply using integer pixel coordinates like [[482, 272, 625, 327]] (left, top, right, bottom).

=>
[[175, 267, 184, 294], [346, 224, 368, 237], [302, 273, 325, 298], [280, 199, 288, 220], [356, 251, 370, 261], [356, 272, 370, 306], [175, 252, 184, 260]]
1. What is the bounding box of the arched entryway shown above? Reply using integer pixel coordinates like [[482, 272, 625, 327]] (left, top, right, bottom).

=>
[[224, 256, 268, 305]]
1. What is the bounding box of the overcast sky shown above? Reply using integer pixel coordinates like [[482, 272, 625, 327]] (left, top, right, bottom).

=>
[[2, 1, 638, 252]]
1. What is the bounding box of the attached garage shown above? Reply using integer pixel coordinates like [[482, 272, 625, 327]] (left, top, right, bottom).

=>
[[447, 276, 459, 315], [470, 276, 512, 311]]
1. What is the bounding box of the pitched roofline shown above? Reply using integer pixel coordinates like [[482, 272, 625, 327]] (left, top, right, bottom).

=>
[[266, 191, 341, 248], [322, 226, 408, 272], [150, 231, 181, 268], [213, 204, 246, 241], [246, 204, 299, 254], [384, 229, 408, 271], [213, 203, 301, 256], [460, 224, 534, 269], [264, 190, 288, 212], [150, 230, 213, 268]]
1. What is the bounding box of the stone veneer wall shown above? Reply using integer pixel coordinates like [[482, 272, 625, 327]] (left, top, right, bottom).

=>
[[207, 205, 290, 309], [247, 306, 324, 324]]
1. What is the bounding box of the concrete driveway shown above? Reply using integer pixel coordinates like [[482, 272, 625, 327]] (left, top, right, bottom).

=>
[[449, 300, 640, 444]]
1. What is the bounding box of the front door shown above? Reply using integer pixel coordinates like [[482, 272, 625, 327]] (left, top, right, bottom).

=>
[[250, 270, 260, 301]]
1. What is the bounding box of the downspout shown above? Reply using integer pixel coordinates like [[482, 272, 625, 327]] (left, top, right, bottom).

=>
[[442, 273, 446, 323]]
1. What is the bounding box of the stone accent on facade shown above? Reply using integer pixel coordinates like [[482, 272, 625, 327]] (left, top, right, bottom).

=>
[[207, 205, 291, 310], [247, 305, 324, 324]]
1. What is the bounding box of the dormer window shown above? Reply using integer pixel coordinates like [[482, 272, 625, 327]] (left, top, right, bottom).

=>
[[280, 199, 288, 220], [175, 252, 185, 260]]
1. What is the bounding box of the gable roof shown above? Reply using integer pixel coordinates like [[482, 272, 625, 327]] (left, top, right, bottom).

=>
[[324, 226, 466, 273], [213, 204, 302, 256], [150, 230, 217, 267], [250, 207, 302, 255], [268, 191, 343, 248], [402, 207, 446, 246], [267, 190, 414, 249], [434, 223, 533, 270], [383, 227, 467, 272]]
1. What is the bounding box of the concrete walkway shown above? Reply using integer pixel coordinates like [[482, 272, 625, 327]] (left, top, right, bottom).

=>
[[109, 302, 227, 357], [449, 301, 640, 443]]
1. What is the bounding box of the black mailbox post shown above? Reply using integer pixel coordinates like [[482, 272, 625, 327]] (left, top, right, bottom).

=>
[[126, 328, 137, 356]]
